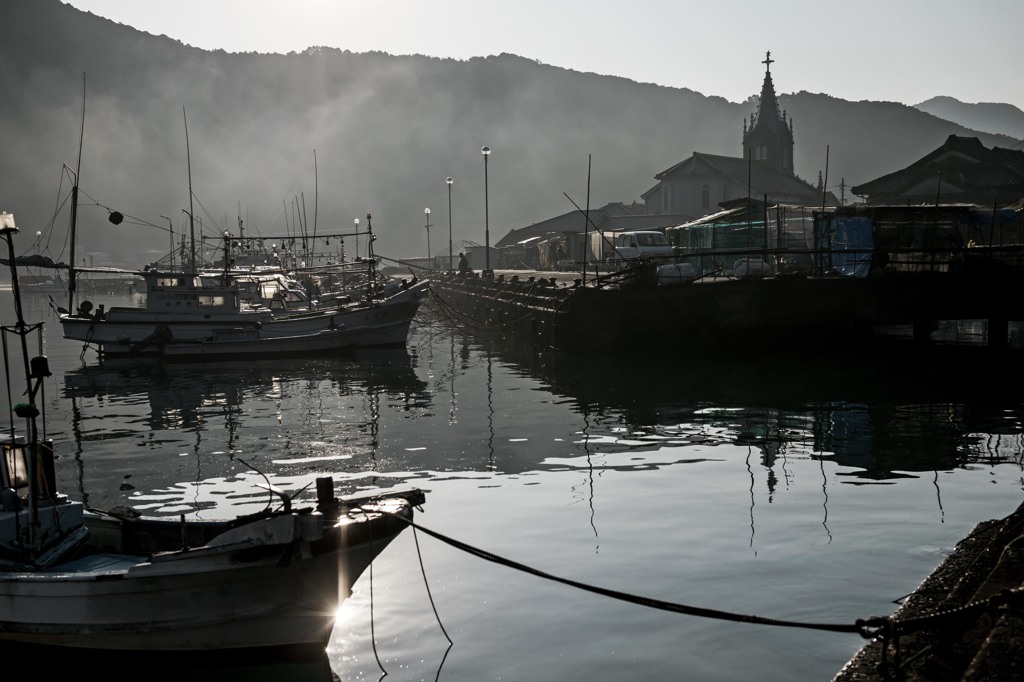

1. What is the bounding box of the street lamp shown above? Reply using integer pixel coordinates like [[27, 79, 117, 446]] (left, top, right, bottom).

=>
[[481, 146, 491, 273], [353, 218, 360, 258], [424, 207, 432, 268], [446, 177, 454, 271]]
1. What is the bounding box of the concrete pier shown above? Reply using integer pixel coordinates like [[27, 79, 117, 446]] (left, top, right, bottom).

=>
[[834, 501, 1024, 681]]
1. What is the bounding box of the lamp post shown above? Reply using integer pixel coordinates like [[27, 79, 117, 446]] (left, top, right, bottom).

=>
[[481, 146, 491, 273], [424, 207, 432, 269], [446, 177, 454, 271], [354, 218, 360, 258]]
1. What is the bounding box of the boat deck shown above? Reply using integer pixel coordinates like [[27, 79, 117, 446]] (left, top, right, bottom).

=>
[[48, 552, 145, 574]]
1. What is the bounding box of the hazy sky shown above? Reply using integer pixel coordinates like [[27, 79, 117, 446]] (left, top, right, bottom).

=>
[[64, 0, 1024, 111]]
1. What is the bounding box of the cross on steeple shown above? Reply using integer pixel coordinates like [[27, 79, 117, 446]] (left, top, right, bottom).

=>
[[763, 50, 773, 73]]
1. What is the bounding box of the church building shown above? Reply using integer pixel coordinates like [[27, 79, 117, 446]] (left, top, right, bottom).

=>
[[642, 52, 837, 217], [494, 53, 838, 264]]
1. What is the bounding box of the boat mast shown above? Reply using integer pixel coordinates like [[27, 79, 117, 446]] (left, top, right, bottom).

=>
[[1, 214, 48, 545], [184, 107, 197, 274], [67, 74, 86, 313], [366, 213, 376, 305], [312, 149, 318, 266]]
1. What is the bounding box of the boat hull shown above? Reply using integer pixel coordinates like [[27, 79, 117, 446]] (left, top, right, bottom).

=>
[[0, 493, 420, 650], [61, 280, 429, 359]]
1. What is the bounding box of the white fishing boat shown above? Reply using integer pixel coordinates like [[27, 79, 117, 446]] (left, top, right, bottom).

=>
[[59, 264, 429, 360], [0, 213, 424, 650]]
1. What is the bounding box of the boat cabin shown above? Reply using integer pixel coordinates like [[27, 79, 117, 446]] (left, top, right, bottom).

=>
[[0, 434, 83, 566], [221, 273, 312, 311], [141, 271, 241, 314]]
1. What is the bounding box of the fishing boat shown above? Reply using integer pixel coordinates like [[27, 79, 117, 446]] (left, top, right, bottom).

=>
[[58, 260, 429, 360], [0, 212, 425, 650]]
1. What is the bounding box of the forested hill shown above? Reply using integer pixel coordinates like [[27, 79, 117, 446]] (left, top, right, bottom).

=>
[[1, 0, 1019, 266], [914, 96, 1024, 140]]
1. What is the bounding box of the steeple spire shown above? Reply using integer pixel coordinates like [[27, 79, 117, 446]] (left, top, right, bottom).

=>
[[753, 52, 782, 132], [742, 50, 795, 175]]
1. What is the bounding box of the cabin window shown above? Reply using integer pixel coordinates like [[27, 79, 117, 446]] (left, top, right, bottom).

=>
[[2, 440, 29, 490], [155, 277, 184, 288], [197, 295, 228, 307]]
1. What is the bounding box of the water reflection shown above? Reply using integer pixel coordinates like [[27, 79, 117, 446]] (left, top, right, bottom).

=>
[[57, 348, 431, 514], [489, 335, 1024, 479], [5, 292, 1024, 679], [44, 305, 1024, 521], [0, 642, 338, 682]]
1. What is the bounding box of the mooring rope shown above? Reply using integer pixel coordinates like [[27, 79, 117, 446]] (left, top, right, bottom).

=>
[[389, 512, 868, 635], [383, 511, 1024, 642]]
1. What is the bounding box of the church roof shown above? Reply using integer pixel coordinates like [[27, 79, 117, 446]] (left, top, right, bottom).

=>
[[647, 152, 828, 202]]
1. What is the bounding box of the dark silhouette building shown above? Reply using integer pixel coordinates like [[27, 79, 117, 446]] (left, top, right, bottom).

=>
[[851, 134, 1024, 206], [642, 52, 835, 218]]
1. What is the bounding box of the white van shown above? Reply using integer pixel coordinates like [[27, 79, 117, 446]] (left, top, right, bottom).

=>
[[611, 231, 674, 268]]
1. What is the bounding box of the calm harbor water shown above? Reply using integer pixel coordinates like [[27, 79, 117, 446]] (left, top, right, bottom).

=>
[[3, 287, 1024, 681]]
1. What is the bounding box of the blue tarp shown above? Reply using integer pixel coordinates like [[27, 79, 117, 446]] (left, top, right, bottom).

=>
[[816, 215, 873, 277]]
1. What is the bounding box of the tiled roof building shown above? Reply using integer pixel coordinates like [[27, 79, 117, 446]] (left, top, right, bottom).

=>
[[851, 134, 1024, 206]]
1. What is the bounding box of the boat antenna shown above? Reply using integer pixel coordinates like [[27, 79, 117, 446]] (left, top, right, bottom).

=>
[[183, 107, 197, 274], [67, 73, 85, 313]]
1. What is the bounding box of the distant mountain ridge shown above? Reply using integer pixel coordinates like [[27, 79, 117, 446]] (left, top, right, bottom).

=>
[[914, 96, 1024, 140], [1, 0, 1021, 266]]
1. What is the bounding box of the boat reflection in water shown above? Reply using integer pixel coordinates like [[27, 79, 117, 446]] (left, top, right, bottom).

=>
[[61, 348, 432, 514]]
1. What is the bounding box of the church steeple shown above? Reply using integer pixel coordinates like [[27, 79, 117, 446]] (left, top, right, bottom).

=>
[[742, 51, 795, 175]]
